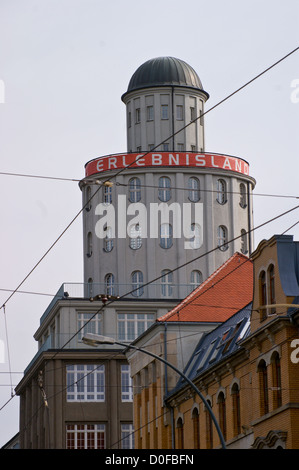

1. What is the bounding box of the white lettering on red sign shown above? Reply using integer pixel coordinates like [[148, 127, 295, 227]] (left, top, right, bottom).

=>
[[86, 152, 250, 177]]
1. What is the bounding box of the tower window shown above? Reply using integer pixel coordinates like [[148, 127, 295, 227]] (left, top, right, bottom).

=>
[[190, 106, 195, 121], [188, 177, 200, 202], [131, 270, 144, 297], [216, 179, 227, 204], [129, 223, 142, 250], [129, 177, 141, 203], [161, 104, 169, 120], [105, 273, 115, 296], [239, 183, 247, 208], [176, 105, 183, 120], [160, 223, 173, 249], [87, 232, 93, 257], [85, 186, 92, 212], [135, 108, 141, 123], [158, 176, 171, 201], [162, 143, 169, 151], [103, 185, 112, 205], [259, 270, 267, 320], [218, 226, 228, 251], [190, 270, 202, 291], [147, 106, 154, 121], [104, 226, 114, 252], [161, 269, 173, 297], [240, 229, 248, 254]]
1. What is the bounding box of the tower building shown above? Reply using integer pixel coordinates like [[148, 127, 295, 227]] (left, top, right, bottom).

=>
[[80, 57, 255, 301]]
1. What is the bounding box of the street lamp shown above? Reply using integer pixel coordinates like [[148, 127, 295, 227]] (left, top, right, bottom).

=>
[[82, 332, 226, 449]]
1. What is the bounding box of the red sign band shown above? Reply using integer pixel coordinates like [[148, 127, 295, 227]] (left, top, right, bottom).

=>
[[85, 152, 250, 177]]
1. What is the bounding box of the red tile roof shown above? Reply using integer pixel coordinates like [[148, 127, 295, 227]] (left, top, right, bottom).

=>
[[158, 252, 253, 323]]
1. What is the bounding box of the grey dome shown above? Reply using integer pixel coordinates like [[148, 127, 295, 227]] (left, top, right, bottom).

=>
[[122, 56, 209, 100]]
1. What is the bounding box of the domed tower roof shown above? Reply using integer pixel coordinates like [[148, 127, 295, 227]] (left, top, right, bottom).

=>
[[122, 56, 209, 101]]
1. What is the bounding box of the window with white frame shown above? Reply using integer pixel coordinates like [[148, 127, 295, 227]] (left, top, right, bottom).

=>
[[218, 225, 228, 251], [104, 226, 114, 252], [239, 183, 247, 208], [103, 185, 112, 205], [66, 364, 105, 402], [129, 223, 142, 250], [121, 364, 133, 402], [160, 223, 173, 249], [190, 270, 202, 291], [121, 424, 135, 449], [66, 424, 106, 449], [129, 177, 141, 203], [176, 105, 183, 120], [118, 313, 155, 341], [135, 108, 141, 123], [189, 223, 201, 249], [147, 105, 154, 121], [188, 177, 200, 202], [162, 143, 169, 151], [105, 273, 115, 295], [131, 270, 144, 297], [216, 179, 227, 205], [161, 269, 173, 297], [161, 104, 169, 119], [158, 176, 171, 201], [78, 312, 102, 340]]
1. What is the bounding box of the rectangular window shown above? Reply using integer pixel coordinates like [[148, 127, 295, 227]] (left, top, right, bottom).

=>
[[162, 143, 169, 151], [135, 108, 141, 123], [177, 143, 184, 151], [66, 364, 105, 402], [147, 105, 154, 121], [121, 424, 135, 449], [190, 106, 195, 121], [121, 364, 133, 402], [103, 185, 112, 205], [66, 424, 106, 449], [128, 111, 131, 128], [161, 104, 169, 120], [77, 312, 102, 340], [118, 313, 154, 341], [176, 105, 183, 120]]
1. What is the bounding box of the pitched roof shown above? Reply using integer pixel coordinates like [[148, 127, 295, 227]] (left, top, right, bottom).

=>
[[172, 303, 252, 391], [158, 252, 253, 323]]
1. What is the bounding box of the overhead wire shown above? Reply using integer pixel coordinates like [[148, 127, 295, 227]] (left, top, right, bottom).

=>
[[1, 46, 299, 311], [1, 47, 299, 430]]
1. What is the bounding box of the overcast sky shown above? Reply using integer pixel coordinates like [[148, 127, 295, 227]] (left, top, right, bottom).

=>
[[0, 0, 298, 447]]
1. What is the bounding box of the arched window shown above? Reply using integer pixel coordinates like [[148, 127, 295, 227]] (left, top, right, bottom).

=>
[[190, 270, 202, 291], [103, 184, 112, 205], [104, 226, 114, 252], [158, 176, 171, 202], [188, 177, 200, 202], [129, 177, 141, 203], [192, 407, 200, 449], [259, 271, 267, 321], [87, 278, 93, 297], [105, 273, 115, 296], [231, 383, 241, 436], [217, 226, 228, 251], [85, 186, 92, 212], [160, 223, 173, 249], [176, 417, 184, 449], [129, 223, 142, 250], [258, 360, 269, 415], [240, 229, 248, 254], [268, 264, 276, 313], [218, 392, 227, 442], [239, 183, 247, 208], [87, 232, 93, 257], [271, 352, 282, 409], [190, 223, 201, 249], [205, 400, 213, 449], [131, 271, 144, 297], [161, 270, 173, 297], [216, 179, 227, 204]]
